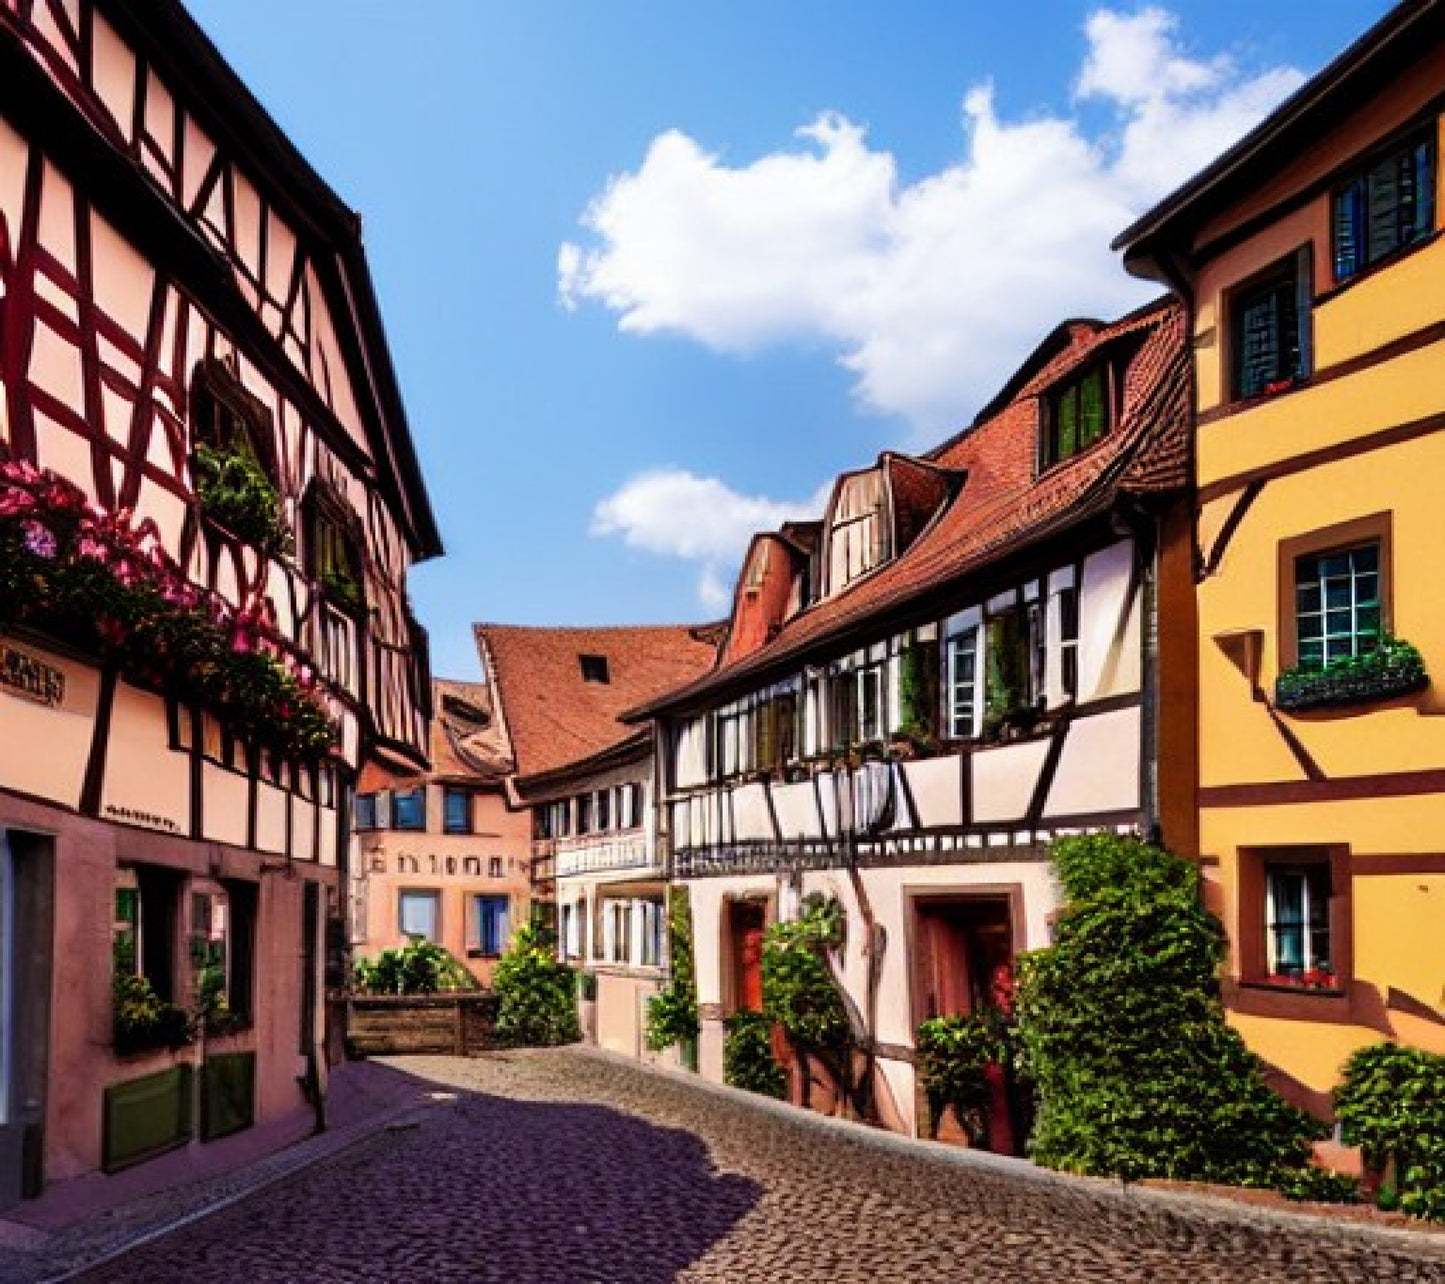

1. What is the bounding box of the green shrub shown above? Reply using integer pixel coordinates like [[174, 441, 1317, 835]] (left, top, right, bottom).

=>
[[1335, 1042, 1445, 1221], [761, 896, 851, 1055], [916, 1013, 1004, 1144], [352, 936, 476, 996], [492, 923, 580, 1047], [646, 888, 699, 1053], [724, 1010, 787, 1098], [1015, 833, 1326, 1188]]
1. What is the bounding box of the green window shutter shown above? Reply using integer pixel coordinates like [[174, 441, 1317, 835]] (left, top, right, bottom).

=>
[[1079, 368, 1105, 447]]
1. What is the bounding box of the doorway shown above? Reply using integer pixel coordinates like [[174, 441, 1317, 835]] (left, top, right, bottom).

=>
[[727, 899, 767, 1013], [911, 892, 1022, 1155], [0, 830, 54, 1208]]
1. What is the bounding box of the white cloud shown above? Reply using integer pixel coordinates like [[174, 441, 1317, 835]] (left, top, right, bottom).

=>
[[591, 469, 825, 608], [560, 7, 1305, 435]]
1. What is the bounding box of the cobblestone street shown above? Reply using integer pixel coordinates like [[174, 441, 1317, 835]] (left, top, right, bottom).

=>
[[74, 1049, 1445, 1284]]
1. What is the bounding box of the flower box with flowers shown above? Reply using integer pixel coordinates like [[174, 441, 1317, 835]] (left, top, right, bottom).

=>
[[0, 453, 336, 765], [1274, 636, 1428, 713], [1264, 965, 1340, 992]]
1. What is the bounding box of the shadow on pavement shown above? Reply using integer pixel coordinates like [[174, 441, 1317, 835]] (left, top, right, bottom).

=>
[[80, 1067, 763, 1284]]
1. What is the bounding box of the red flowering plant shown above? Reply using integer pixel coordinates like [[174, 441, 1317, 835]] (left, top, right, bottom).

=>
[[1266, 964, 1338, 991], [0, 454, 336, 764]]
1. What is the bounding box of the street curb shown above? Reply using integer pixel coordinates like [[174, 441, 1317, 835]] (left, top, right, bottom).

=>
[[570, 1045, 1445, 1263], [28, 1099, 436, 1284]]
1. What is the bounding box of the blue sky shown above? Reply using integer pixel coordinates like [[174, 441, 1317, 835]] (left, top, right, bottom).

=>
[[185, 1, 1392, 678]]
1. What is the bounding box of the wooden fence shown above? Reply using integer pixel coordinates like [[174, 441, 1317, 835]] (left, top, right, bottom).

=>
[[346, 993, 500, 1057]]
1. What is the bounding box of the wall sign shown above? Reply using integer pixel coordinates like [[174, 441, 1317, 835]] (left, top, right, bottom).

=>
[[0, 640, 65, 708]]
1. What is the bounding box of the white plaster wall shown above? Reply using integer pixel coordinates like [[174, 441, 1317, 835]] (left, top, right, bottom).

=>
[[903, 756, 964, 828], [971, 739, 1052, 824], [0, 646, 98, 810], [1044, 707, 1142, 818], [772, 780, 821, 840], [732, 783, 774, 842], [100, 681, 190, 837]]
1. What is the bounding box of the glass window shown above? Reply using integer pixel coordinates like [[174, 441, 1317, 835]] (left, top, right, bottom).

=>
[[354, 792, 378, 831], [471, 895, 510, 957], [1043, 365, 1111, 468], [576, 793, 593, 835], [443, 788, 471, 834], [947, 629, 979, 739], [1265, 864, 1332, 981], [1232, 254, 1310, 400], [596, 789, 611, 832], [1294, 543, 1381, 669], [392, 788, 425, 831], [1058, 586, 1079, 700], [398, 890, 440, 941], [639, 899, 664, 968], [1333, 132, 1435, 282]]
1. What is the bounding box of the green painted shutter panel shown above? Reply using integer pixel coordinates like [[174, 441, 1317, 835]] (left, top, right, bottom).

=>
[[201, 1052, 256, 1141], [1079, 369, 1105, 447], [102, 1066, 193, 1172]]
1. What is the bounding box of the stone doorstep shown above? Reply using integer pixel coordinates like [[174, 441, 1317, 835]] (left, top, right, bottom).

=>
[[571, 1045, 1445, 1262]]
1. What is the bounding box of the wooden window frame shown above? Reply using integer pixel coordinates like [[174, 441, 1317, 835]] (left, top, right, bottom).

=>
[[1331, 127, 1436, 286], [189, 358, 278, 484], [1040, 362, 1116, 472], [1233, 845, 1353, 1020], [397, 888, 441, 942], [1276, 512, 1392, 671], [1226, 248, 1313, 403]]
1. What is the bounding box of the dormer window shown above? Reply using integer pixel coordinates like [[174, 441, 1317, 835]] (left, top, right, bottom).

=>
[[1041, 364, 1112, 469], [304, 483, 366, 616], [189, 359, 290, 556], [826, 469, 888, 596], [580, 654, 610, 684]]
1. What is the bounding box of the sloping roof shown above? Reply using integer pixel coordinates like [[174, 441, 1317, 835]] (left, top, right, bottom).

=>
[[628, 296, 1189, 719], [1114, 0, 1444, 278], [358, 678, 511, 790], [475, 623, 719, 779]]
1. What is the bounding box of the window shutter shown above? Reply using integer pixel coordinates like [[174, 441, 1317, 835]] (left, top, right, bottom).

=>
[[1293, 248, 1312, 380], [1079, 368, 1105, 447], [1367, 153, 1400, 262], [375, 791, 391, 830], [1332, 181, 1362, 281]]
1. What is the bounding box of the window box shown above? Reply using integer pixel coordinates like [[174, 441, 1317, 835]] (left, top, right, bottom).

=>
[[1274, 636, 1427, 712]]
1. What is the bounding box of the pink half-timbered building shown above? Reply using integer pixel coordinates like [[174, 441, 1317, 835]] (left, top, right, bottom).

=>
[[0, 0, 440, 1201]]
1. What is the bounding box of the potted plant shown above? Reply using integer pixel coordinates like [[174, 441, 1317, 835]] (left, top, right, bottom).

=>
[[1275, 635, 1428, 712]]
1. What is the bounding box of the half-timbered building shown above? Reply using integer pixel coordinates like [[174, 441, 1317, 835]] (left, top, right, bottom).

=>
[[0, 0, 440, 1202], [476, 623, 717, 1060], [628, 298, 1193, 1144]]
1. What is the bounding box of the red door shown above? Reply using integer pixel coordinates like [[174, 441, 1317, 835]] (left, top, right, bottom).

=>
[[730, 901, 766, 1011]]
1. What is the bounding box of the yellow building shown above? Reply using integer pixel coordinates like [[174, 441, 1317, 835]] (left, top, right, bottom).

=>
[[1116, 0, 1445, 1115]]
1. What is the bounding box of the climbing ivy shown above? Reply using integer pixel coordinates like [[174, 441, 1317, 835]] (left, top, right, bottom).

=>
[[761, 895, 852, 1055], [1015, 833, 1337, 1191], [645, 887, 699, 1053], [916, 1012, 1006, 1145]]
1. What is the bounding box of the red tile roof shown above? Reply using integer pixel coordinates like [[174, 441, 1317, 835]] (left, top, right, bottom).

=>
[[358, 677, 512, 790], [629, 296, 1189, 718], [475, 623, 719, 779]]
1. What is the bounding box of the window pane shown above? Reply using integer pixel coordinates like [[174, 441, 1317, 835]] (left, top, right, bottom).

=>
[[443, 790, 469, 834], [399, 891, 439, 941], [474, 896, 510, 956], [393, 789, 425, 830]]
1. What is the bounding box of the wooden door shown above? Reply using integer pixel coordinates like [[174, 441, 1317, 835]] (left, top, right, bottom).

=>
[[730, 901, 766, 1012]]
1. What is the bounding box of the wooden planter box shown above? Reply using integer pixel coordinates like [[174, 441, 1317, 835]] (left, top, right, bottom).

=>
[[346, 993, 500, 1058]]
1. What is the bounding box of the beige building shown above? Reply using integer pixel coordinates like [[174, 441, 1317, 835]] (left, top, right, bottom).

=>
[[354, 681, 530, 985]]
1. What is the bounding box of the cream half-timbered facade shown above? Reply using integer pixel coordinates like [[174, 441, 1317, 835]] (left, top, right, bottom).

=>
[[633, 300, 1194, 1143], [528, 736, 670, 1061], [0, 0, 439, 1201]]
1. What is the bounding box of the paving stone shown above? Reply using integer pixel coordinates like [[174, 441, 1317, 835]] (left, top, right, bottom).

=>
[[67, 1047, 1445, 1284]]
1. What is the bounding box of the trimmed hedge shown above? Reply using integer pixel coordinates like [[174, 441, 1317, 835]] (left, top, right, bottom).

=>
[[1336, 1042, 1445, 1220], [1015, 833, 1333, 1190]]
